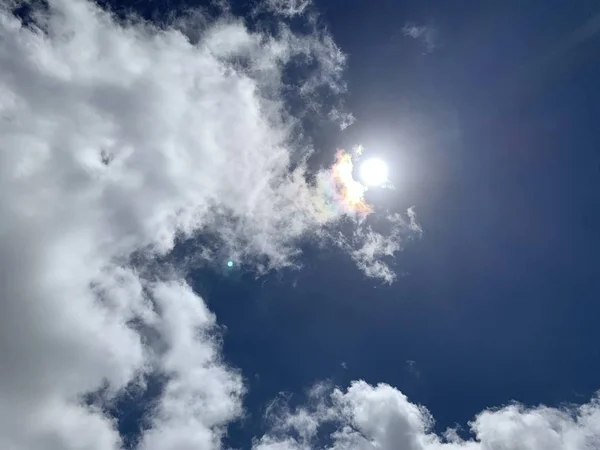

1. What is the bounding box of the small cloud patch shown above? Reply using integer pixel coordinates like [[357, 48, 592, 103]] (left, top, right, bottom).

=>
[[403, 22, 438, 53]]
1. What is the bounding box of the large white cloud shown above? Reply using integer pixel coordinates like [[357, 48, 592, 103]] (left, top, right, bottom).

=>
[[0, 0, 356, 448], [254, 381, 600, 450], [0, 0, 415, 448]]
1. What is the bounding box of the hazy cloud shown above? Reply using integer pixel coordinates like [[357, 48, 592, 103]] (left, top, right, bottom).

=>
[[406, 360, 421, 378], [403, 22, 437, 53]]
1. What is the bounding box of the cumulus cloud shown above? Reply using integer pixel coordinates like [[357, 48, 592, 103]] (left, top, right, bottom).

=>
[[403, 22, 437, 53], [0, 0, 416, 448], [138, 282, 244, 450], [254, 381, 600, 450]]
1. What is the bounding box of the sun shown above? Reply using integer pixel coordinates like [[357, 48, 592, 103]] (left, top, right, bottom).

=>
[[359, 158, 388, 187]]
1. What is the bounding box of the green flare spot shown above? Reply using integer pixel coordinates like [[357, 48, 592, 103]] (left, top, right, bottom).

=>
[[227, 261, 234, 268]]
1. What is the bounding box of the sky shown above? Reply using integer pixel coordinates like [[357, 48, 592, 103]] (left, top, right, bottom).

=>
[[1, 0, 600, 449]]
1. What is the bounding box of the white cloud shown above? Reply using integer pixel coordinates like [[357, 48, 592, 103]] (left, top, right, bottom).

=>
[[343, 208, 423, 284], [0, 0, 393, 448], [138, 282, 244, 450], [263, 0, 313, 17], [403, 23, 437, 53], [328, 108, 356, 130], [254, 381, 600, 450]]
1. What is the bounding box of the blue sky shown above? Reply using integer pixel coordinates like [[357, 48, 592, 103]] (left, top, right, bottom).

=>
[[2, 1, 600, 449]]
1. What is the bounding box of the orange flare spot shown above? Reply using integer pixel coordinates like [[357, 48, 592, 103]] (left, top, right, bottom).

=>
[[331, 150, 372, 216]]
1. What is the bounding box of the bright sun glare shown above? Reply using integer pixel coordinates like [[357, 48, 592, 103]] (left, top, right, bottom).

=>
[[359, 158, 388, 187]]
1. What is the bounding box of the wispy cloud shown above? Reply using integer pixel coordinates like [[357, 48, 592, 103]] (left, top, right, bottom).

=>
[[403, 22, 438, 53], [405, 359, 421, 378], [328, 107, 356, 130], [263, 0, 313, 17], [344, 208, 423, 284]]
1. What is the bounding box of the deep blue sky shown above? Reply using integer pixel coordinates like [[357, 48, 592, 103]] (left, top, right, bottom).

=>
[[99, 0, 600, 447]]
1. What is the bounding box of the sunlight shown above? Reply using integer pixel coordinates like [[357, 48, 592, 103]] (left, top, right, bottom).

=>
[[359, 157, 388, 187]]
